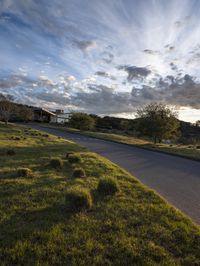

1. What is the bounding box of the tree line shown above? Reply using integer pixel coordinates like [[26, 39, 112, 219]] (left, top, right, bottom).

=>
[[0, 93, 33, 124], [68, 103, 181, 144], [69, 104, 200, 144], [1, 93, 199, 144]]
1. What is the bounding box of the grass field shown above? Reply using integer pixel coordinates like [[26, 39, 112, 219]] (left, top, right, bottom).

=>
[[0, 123, 200, 265], [38, 123, 200, 161]]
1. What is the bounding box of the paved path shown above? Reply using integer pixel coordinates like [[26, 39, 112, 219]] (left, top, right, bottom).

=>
[[27, 124, 200, 224]]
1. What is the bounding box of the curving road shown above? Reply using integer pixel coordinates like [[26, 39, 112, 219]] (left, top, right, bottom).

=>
[[27, 124, 200, 224]]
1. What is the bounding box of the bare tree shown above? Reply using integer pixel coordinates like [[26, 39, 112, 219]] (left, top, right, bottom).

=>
[[0, 93, 15, 125]]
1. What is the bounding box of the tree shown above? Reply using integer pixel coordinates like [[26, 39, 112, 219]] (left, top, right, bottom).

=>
[[136, 103, 180, 144], [196, 120, 200, 127], [0, 93, 15, 125], [16, 105, 33, 122], [69, 112, 95, 131]]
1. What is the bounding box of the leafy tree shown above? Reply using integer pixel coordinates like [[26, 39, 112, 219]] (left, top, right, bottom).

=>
[[136, 103, 180, 143], [69, 112, 95, 130], [0, 93, 15, 125]]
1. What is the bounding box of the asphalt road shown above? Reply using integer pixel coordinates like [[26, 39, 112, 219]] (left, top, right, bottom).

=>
[[27, 124, 200, 224]]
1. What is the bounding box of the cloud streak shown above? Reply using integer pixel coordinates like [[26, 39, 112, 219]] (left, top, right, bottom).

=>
[[0, 0, 200, 121]]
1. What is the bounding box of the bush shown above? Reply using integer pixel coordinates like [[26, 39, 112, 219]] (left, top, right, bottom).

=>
[[65, 187, 92, 211], [97, 177, 119, 195], [73, 168, 86, 178], [7, 149, 16, 156], [17, 168, 33, 178], [68, 154, 82, 164], [69, 112, 95, 131], [50, 158, 63, 169]]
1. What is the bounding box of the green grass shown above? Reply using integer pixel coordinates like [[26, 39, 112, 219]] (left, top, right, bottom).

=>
[[0, 123, 200, 265], [38, 123, 200, 161]]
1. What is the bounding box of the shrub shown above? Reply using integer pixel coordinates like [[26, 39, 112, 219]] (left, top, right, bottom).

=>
[[17, 168, 33, 178], [50, 158, 63, 169], [43, 134, 49, 137], [97, 177, 119, 195], [68, 154, 82, 164], [65, 187, 92, 211], [73, 168, 86, 178], [7, 149, 16, 156]]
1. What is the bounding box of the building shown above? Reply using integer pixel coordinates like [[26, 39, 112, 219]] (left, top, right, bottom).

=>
[[32, 107, 56, 123], [53, 109, 71, 124], [32, 108, 71, 124]]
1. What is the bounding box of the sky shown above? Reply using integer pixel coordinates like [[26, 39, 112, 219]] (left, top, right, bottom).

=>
[[0, 0, 200, 122]]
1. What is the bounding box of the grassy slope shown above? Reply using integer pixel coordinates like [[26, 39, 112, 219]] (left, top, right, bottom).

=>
[[39, 123, 200, 161], [0, 123, 200, 266]]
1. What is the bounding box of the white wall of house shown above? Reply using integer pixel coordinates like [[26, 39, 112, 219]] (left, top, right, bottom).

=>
[[50, 113, 71, 124]]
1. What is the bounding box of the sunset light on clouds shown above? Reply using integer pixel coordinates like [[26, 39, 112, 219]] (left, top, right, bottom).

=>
[[0, 0, 200, 122]]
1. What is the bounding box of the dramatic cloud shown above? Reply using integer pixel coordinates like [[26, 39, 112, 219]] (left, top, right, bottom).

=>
[[131, 74, 200, 109], [0, 0, 200, 121], [71, 84, 133, 114], [118, 66, 151, 81]]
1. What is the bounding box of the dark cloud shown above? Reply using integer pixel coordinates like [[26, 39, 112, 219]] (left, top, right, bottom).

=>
[[164, 44, 175, 51], [0, 74, 56, 90], [95, 71, 116, 80], [95, 71, 109, 77], [118, 65, 151, 81], [143, 49, 160, 55], [1, 69, 200, 115], [131, 85, 160, 101], [74, 40, 97, 52], [34, 91, 70, 105], [131, 74, 200, 108], [169, 62, 178, 71], [71, 84, 133, 114]]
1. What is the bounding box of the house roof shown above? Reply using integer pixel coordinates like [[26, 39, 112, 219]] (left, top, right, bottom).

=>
[[33, 107, 56, 116]]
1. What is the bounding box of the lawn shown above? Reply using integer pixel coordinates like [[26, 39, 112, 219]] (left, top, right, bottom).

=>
[[38, 123, 200, 161], [0, 123, 200, 265]]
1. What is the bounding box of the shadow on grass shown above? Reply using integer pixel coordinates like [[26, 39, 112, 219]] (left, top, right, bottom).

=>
[[0, 143, 84, 169], [0, 203, 74, 248]]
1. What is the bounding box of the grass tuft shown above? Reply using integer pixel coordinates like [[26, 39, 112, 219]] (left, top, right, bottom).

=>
[[72, 167, 86, 178], [49, 158, 63, 169], [97, 177, 119, 195], [65, 187, 92, 211], [17, 168, 34, 178], [68, 153, 82, 164], [1, 124, 200, 265]]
